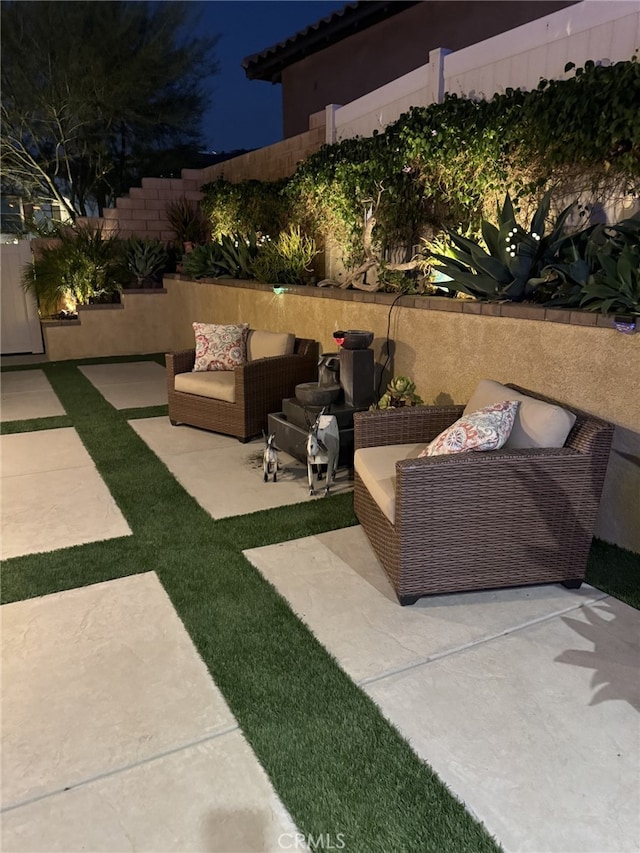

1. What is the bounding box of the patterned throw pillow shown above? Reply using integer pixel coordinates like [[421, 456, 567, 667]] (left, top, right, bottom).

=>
[[419, 400, 520, 457], [192, 322, 249, 372]]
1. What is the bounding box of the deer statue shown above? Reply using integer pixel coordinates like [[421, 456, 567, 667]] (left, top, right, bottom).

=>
[[306, 408, 340, 497], [262, 432, 279, 482]]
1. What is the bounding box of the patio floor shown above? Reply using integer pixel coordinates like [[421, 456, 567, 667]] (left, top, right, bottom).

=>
[[1, 359, 639, 853]]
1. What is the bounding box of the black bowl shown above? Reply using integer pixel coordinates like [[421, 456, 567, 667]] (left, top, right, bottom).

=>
[[339, 329, 374, 349]]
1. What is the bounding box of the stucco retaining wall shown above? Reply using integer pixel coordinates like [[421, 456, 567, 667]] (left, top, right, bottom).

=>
[[41, 290, 172, 361], [40, 275, 640, 553]]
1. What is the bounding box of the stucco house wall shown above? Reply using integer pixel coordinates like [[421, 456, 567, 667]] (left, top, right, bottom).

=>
[[280, 0, 573, 137]]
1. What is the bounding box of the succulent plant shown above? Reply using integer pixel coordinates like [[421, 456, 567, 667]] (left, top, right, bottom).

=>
[[429, 190, 579, 302], [123, 238, 168, 286], [372, 376, 424, 410], [181, 242, 225, 279]]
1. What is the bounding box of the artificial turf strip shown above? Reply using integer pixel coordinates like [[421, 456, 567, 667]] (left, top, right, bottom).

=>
[[0, 415, 72, 434], [586, 539, 640, 609], [1, 361, 503, 853], [120, 404, 169, 420]]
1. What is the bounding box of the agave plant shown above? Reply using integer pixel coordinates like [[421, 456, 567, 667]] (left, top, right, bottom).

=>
[[542, 214, 640, 312], [429, 190, 578, 301], [181, 242, 226, 279], [123, 238, 168, 287], [580, 243, 640, 316]]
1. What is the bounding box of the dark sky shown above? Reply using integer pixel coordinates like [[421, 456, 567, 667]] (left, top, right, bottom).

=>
[[196, 1, 347, 153]]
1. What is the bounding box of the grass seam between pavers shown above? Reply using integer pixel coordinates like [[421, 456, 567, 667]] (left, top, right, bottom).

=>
[[2, 357, 639, 850]]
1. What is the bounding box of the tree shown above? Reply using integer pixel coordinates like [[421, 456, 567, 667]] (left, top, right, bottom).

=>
[[1, 1, 219, 218]]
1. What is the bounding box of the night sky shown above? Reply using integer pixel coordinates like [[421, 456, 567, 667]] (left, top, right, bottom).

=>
[[196, 1, 347, 153]]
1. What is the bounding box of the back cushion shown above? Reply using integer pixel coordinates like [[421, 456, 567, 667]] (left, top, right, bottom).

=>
[[246, 330, 295, 361], [464, 379, 576, 449]]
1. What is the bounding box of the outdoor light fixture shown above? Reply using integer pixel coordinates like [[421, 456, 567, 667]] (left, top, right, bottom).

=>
[[614, 316, 637, 334], [272, 286, 288, 295]]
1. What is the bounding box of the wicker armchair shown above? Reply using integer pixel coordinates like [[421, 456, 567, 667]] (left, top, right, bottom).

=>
[[166, 337, 318, 442], [354, 385, 614, 605]]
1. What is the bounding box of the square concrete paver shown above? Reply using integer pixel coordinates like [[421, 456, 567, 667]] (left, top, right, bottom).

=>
[[131, 417, 352, 518], [1, 573, 235, 807], [1, 369, 65, 421], [1, 732, 302, 853], [1, 573, 303, 852], [244, 527, 640, 853], [243, 526, 608, 683], [79, 361, 167, 409], [1, 428, 131, 559], [366, 597, 640, 853]]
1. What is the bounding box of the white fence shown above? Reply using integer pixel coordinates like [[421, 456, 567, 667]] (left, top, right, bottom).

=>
[[0, 240, 44, 355], [329, 0, 640, 142]]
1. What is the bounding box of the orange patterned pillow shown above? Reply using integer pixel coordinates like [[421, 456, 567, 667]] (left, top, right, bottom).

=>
[[419, 400, 520, 457], [192, 322, 248, 372]]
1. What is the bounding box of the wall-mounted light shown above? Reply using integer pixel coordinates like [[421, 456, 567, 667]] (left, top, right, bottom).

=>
[[272, 286, 288, 295]]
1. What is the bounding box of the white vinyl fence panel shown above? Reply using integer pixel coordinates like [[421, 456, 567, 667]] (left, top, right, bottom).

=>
[[0, 241, 44, 354], [444, 1, 640, 100], [330, 1, 640, 142], [333, 64, 434, 142]]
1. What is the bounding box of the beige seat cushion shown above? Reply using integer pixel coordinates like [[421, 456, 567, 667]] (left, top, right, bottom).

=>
[[175, 370, 236, 403], [464, 379, 576, 449], [354, 443, 424, 524], [247, 330, 295, 361]]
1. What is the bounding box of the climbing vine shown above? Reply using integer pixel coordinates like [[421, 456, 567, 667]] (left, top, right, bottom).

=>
[[200, 58, 640, 270]]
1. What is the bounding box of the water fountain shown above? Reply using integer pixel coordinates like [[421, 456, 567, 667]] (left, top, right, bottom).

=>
[[267, 330, 375, 467]]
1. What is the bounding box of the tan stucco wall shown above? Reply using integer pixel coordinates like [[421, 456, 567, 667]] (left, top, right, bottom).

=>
[[41, 276, 639, 553], [42, 292, 173, 361]]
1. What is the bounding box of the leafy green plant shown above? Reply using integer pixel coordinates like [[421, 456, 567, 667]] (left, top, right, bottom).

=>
[[371, 376, 424, 410], [122, 237, 168, 287], [200, 178, 290, 240], [165, 197, 209, 245], [22, 225, 123, 314], [252, 226, 319, 285]]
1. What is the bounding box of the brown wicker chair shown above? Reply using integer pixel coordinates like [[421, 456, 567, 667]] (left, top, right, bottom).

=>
[[166, 337, 318, 442], [354, 385, 614, 605]]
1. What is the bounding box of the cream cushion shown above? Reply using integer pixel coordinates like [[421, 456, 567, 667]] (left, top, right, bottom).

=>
[[464, 379, 576, 449], [354, 443, 424, 524], [247, 330, 295, 361], [175, 370, 236, 403]]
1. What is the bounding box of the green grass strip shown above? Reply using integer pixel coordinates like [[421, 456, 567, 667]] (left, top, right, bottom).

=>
[[1, 361, 502, 853], [586, 539, 640, 609], [1, 415, 72, 434], [120, 404, 169, 420]]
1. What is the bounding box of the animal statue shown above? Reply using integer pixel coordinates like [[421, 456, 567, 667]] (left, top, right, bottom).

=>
[[262, 432, 279, 482], [306, 408, 340, 497]]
